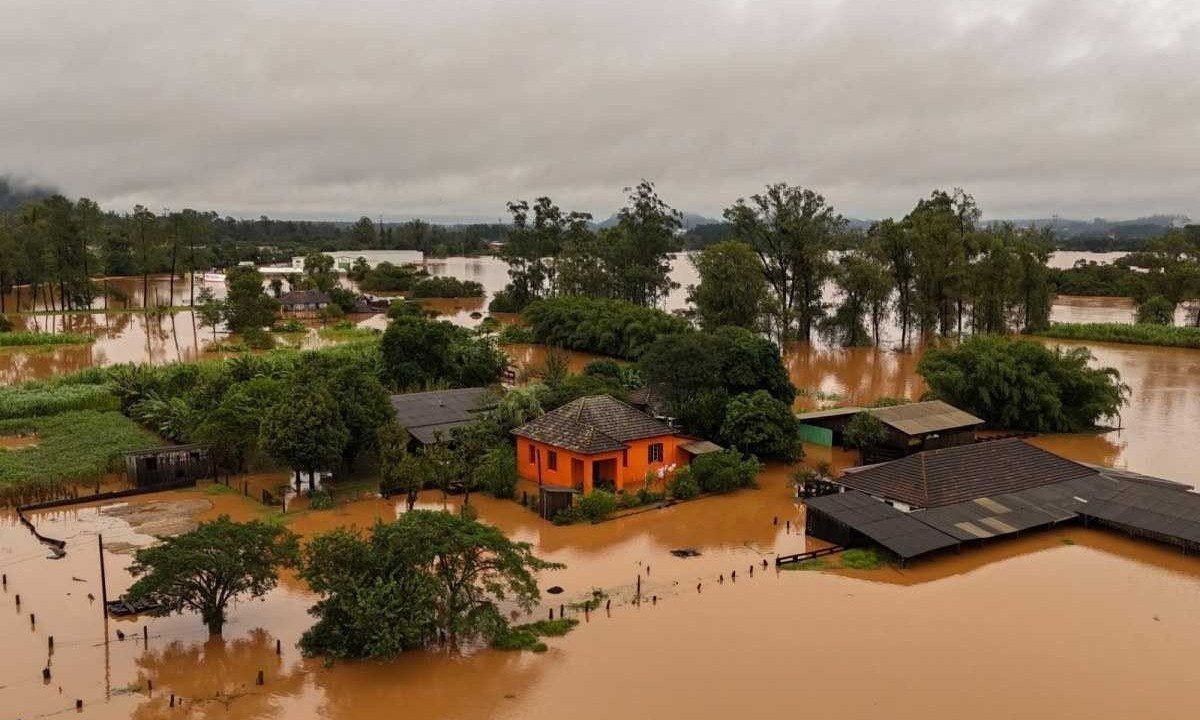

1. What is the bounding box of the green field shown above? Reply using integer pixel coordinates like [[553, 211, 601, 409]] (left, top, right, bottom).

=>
[[0, 331, 96, 347]]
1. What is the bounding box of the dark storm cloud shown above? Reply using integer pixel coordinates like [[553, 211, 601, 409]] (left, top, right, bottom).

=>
[[2, 0, 1198, 220]]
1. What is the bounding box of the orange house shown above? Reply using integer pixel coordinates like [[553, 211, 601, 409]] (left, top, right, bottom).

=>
[[512, 395, 710, 495]]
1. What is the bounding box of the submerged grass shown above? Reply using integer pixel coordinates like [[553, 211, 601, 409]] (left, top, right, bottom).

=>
[[0, 410, 159, 493], [492, 618, 579, 652], [1035, 322, 1200, 349], [0, 331, 95, 347], [779, 547, 889, 572]]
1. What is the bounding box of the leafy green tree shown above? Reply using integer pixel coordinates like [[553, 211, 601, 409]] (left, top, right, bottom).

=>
[[377, 420, 415, 508], [872, 218, 917, 346], [842, 412, 887, 450], [917, 335, 1129, 432], [823, 249, 891, 346], [605, 180, 682, 306], [724, 184, 842, 341], [688, 240, 766, 331], [195, 286, 224, 341], [300, 511, 561, 658], [224, 265, 279, 333], [719, 390, 802, 461], [488, 386, 544, 434], [129, 205, 160, 308], [639, 326, 795, 409], [1137, 295, 1176, 325], [380, 314, 505, 390], [193, 377, 282, 473], [522, 296, 690, 360], [500, 197, 592, 309], [262, 383, 349, 481], [351, 216, 377, 247], [303, 252, 337, 292], [472, 445, 519, 499], [126, 516, 299, 635]]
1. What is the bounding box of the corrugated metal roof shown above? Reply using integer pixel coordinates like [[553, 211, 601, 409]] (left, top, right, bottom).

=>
[[680, 440, 722, 455], [867, 400, 984, 436], [805, 491, 959, 559], [795, 407, 864, 421]]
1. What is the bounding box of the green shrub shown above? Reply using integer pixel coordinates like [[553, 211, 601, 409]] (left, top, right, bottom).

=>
[[521, 296, 690, 360], [241, 327, 276, 350], [1136, 295, 1176, 325], [308, 488, 335, 510], [578, 490, 618, 522], [688, 450, 761, 494], [496, 323, 536, 344], [275, 319, 307, 333], [0, 315, 12, 332], [552, 506, 584, 525], [840, 548, 887, 570], [667, 468, 700, 500], [474, 445, 519, 499], [409, 276, 485, 298], [487, 288, 523, 314], [0, 331, 95, 347], [842, 412, 887, 449]]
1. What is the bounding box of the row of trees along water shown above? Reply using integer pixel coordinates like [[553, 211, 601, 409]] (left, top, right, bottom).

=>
[[0, 196, 506, 313], [492, 182, 1200, 342]]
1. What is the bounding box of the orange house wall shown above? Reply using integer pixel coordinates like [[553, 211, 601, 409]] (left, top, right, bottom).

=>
[[516, 434, 691, 494]]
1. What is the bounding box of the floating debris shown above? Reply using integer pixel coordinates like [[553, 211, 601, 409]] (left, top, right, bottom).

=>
[[546, 586, 564, 594], [670, 548, 701, 558]]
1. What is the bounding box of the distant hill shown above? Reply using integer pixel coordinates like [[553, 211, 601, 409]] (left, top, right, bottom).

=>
[[594, 211, 721, 231], [0, 176, 56, 211]]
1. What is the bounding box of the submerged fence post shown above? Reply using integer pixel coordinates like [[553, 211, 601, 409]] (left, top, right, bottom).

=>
[[98, 533, 109, 615]]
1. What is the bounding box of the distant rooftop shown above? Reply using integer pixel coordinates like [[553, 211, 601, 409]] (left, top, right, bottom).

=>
[[390, 387, 491, 445]]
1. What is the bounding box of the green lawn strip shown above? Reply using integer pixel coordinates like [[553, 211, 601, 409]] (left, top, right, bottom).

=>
[[0, 331, 96, 347], [1034, 323, 1200, 349], [0, 410, 160, 493]]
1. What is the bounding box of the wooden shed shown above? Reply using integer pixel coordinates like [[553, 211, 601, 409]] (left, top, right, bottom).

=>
[[124, 444, 213, 488]]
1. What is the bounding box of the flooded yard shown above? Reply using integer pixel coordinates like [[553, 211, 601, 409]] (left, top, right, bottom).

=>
[[3, 467, 1200, 719]]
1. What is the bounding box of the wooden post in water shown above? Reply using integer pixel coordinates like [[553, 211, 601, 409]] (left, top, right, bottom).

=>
[[276, 639, 281, 655], [98, 534, 109, 615], [143, 625, 149, 645], [256, 670, 264, 686]]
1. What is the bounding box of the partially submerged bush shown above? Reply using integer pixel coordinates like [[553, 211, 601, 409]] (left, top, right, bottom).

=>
[[687, 450, 761, 494], [667, 468, 700, 500], [578, 490, 618, 522]]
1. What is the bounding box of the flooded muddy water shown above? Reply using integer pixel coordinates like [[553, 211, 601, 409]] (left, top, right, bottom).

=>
[[4, 463, 1200, 719]]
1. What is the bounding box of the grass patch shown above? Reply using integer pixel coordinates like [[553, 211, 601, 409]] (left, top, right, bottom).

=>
[[1035, 322, 1200, 349], [780, 558, 830, 571], [839, 548, 887, 570], [0, 331, 95, 347], [0, 382, 118, 419], [492, 618, 579, 652], [0, 410, 159, 500]]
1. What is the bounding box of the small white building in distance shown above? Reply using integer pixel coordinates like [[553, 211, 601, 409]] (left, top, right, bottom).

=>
[[290, 250, 425, 273]]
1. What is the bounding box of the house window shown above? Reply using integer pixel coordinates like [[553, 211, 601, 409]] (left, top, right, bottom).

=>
[[528, 444, 536, 464], [548, 451, 558, 470], [648, 443, 663, 463], [622, 449, 628, 467]]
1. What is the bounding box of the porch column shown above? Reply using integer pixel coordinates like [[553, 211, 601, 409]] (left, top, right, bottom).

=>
[[582, 459, 594, 495]]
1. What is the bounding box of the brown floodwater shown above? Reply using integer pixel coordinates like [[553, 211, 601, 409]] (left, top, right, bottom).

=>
[[4, 459, 1200, 719]]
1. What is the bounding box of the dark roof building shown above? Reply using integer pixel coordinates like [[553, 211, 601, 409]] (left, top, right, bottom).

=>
[[278, 289, 332, 312], [837, 438, 1095, 509], [512, 395, 676, 454], [389, 387, 491, 445], [808, 438, 1200, 563]]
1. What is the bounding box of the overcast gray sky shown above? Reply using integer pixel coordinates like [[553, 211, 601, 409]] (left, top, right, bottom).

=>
[[3, 0, 1198, 222]]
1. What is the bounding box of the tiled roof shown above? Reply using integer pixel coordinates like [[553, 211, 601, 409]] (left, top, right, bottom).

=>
[[512, 395, 676, 455], [837, 438, 1096, 508]]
